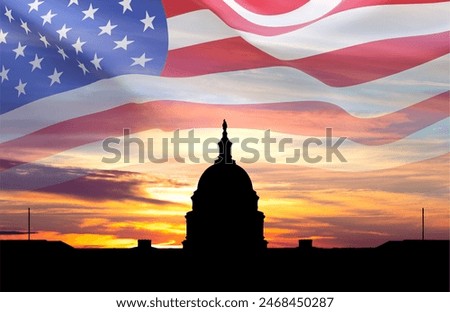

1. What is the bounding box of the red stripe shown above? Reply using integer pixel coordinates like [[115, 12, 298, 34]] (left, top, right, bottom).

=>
[[234, 0, 310, 15], [234, 0, 448, 17], [161, 0, 206, 18], [0, 92, 448, 170], [164, 0, 449, 36], [182, 0, 308, 36], [336, 0, 449, 11], [162, 32, 449, 87]]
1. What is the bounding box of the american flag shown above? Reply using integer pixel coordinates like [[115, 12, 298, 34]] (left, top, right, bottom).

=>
[[1, 0, 167, 113], [0, 0, 450, 180], [0, 0, 449, 189]]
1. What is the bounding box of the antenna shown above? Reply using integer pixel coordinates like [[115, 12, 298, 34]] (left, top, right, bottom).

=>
[[28, 207, 31, 241], [421, 207, 424, 241]]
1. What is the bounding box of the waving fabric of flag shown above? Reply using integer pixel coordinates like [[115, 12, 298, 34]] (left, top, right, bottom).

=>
[[0, 0, 449, 248]]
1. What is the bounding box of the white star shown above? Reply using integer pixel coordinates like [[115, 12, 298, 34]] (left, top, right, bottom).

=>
[[0, 65, 9, 82], [41, 10, 57, 26], [57, 24, 72, 40], [5, 6, 14, 22], [98, 20, 117, 36], [72, 37, 86, 54], [48, 68, 63, 86], [141, 11, 155, 31], [20, 19, 32, 35], [68, 0, 78, 7], [28, 0, 44, 13], [131, 53, 152, 68], [77, 61, 90, 75], [90, 53, 103, 70], [39, 33, 51, 47], [29, 54, 44, 72], [113, 35, 133, 50], [13, 42, 27, 59], [56, 45, 68, 60], [15, 80, 27, 97], [119, 0, 132, 13], [82, 3, 98, 20], [0, 29, 7, 44]]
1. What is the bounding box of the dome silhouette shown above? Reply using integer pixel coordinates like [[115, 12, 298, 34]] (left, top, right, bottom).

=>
[[182, 120, 267, 254], [193, 162, 259, 214], [197, 162, 253, 194]]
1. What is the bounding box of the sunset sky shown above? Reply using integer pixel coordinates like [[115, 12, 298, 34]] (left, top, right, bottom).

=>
[[0, 0, 449, 249], [1, 126, 448, 248]]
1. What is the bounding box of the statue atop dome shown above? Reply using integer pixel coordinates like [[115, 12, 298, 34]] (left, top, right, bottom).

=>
[[216, 119, 234, 164]]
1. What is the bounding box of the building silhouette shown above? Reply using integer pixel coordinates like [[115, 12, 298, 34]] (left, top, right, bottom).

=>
[[183, 120, 267, 255], [0, 121, 449, 291]]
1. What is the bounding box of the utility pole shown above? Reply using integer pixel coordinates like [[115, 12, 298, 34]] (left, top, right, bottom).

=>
[[28, 207, 31, 241], [421, 207, 424, 241]]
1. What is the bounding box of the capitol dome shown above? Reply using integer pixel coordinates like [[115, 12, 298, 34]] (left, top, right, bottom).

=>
[[182, 120, 267, 254], [192, 161, 259, 214], [197, 162, 254, 195]]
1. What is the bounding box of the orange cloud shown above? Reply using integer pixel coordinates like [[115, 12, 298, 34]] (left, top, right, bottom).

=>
[[1, 154, 448, 249]]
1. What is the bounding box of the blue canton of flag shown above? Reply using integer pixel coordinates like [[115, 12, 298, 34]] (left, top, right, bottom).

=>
[[0, 0, 168, 114]]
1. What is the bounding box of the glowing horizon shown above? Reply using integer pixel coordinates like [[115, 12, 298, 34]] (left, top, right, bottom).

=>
[[1, 144, 448, 249]]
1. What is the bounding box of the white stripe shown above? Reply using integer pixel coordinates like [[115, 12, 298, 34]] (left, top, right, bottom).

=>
[[224, 0, 341, 27], [167, 10, 238, 50], [168, 3, 450, 59], [1, 55, 448, 143], [1, 118, 448, 191]]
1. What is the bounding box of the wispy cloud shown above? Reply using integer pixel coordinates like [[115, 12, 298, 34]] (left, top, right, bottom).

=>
[[0, 230, 37, 235], [0, 153, 448, 248], [1, 159, 189, 205]]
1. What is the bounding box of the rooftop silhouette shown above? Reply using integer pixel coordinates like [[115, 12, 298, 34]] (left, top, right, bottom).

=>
[[0, 121, 448, 291]]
